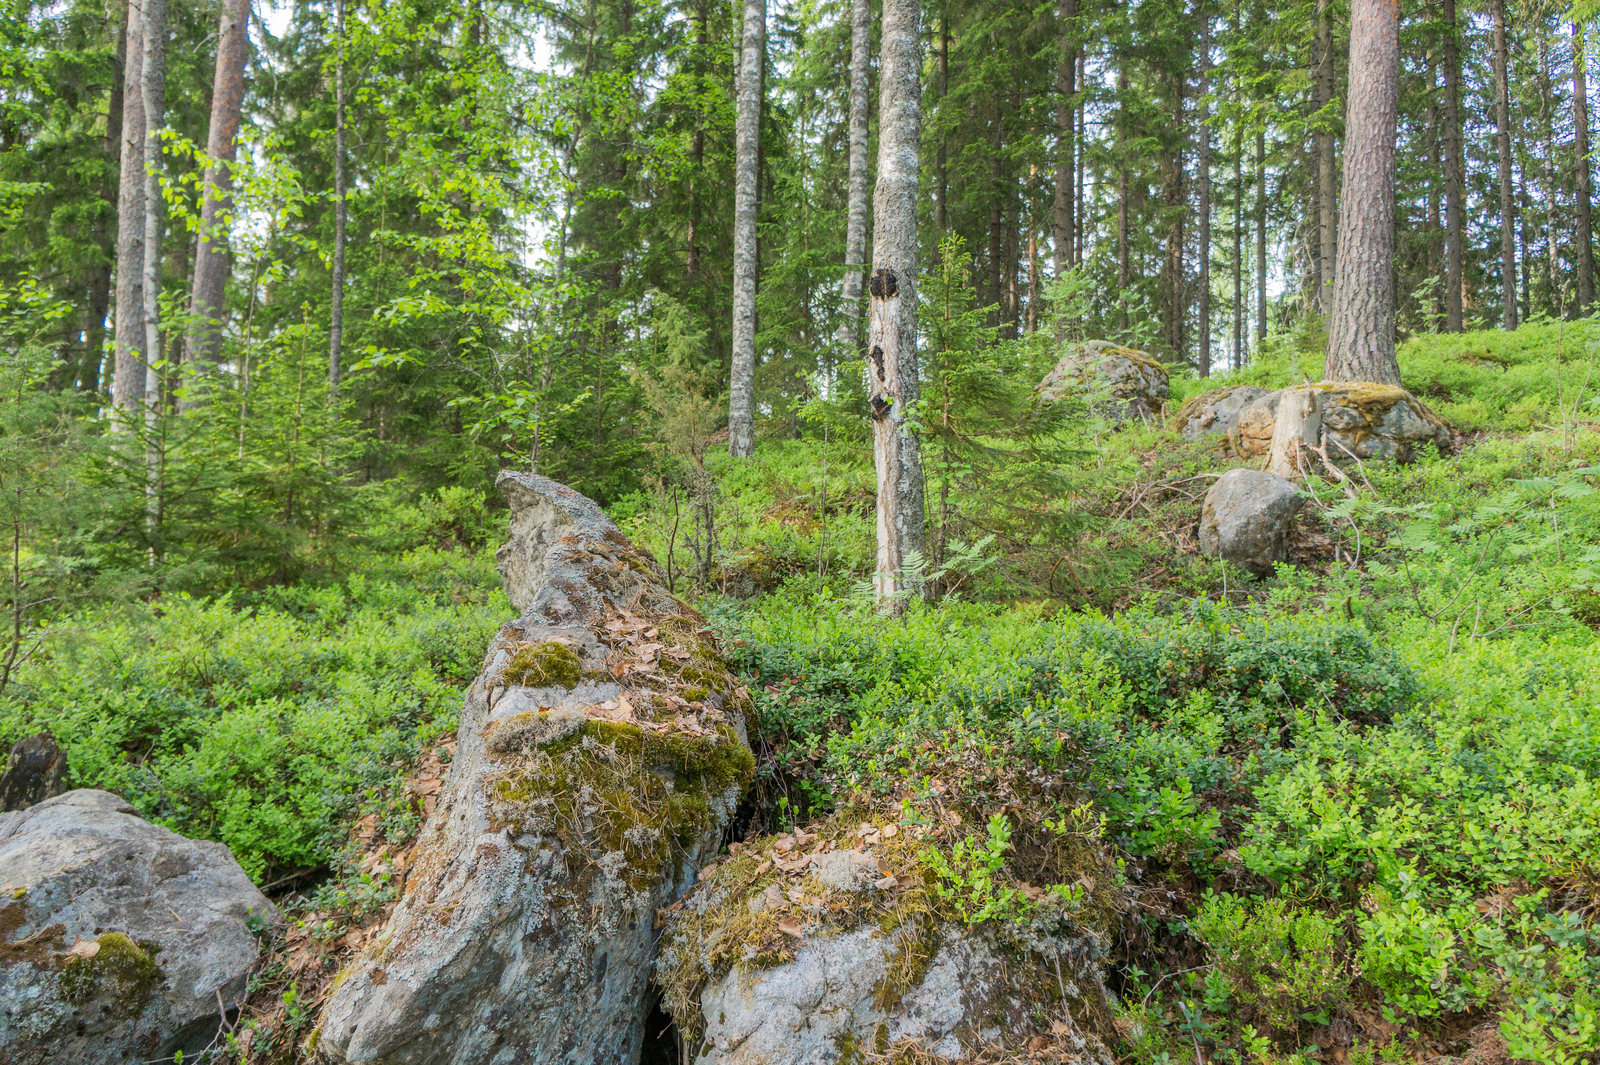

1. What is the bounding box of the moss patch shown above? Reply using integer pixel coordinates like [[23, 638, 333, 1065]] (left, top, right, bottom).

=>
[[58, 932, 162, 1009], [502, 641, 583, 689]]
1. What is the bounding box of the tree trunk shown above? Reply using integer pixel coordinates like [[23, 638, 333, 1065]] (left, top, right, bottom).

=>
[[84, 0, 128, 395], [1490, 0, 1516, 330], [1539, 34, 1561, 312], [1233, 127, 1243, 369], [867, 0, 924, 608], [1160, 72, 1186, 362], [1427, 56, 1443, 329], [1574, 22, 1596, 313], [1269, 386, 1322, 479], [140, 0, 167, 418], [1075, 51, 1085, 265], [1053, 0, 1076, 282], [1118, 64, 1130, 327], [329, 0, 347, 395], [1441, 0, 1465, 332], [111, 0, 147, 424], [183, 0, 250, 400], [1256, 127, 1267, 346], [1198, 17, 1212, 377], [727, 0, 764, 457], [1327, 0, 1400, 385], [1316, 0, 1336, 316], [835, 0, 870, 352], [935, 8, 948, 233]]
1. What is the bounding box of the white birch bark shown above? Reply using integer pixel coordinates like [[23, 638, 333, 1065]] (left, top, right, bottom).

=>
[[867, 0, 925, 608], [111, 0, 146, 425], [833, 0, 870, 354], [727, 0, 764, 458]]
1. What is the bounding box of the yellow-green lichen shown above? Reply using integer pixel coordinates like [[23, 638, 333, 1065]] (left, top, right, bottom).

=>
[[502, 641, 583, 689], [58, 933, 161, 1008]]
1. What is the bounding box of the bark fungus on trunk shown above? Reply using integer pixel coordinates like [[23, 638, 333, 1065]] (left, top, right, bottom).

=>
[[1574, 22, 1596, 314], [867, 0, 925, 610], [183, 0, 251, 403], [111, 0, 147, 425], [835, 0, 870, 354], [1441, 0, 1465, 332], [1327, 0, 1402, 385], [1490, 0, 1516, 331], [727, 0, 764, 458], [329, 0, 347, 396]]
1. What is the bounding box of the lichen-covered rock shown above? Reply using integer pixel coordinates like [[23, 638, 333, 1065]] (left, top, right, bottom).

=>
[[1170, 385, 1271, 441], [659, 812, 1120, 1065], [0, 789, 279, 1065], [1038, 340, 1170, 423], [1230, 382, 1452, 464], [1198, 469, 1306, 577], [317, 472, 755, 1065]]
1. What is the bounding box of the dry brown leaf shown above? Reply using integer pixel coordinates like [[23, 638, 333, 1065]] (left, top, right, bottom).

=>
[[1050, 1019, 1072, 1036], [753, 861, 772, 876], [876, 857, 893, 875], [881, 823, 899, 839], [873, 875, 899, 891], [777, 916, 804, 938], [68, 938, 100, 959], [774, 838, 795, 854]]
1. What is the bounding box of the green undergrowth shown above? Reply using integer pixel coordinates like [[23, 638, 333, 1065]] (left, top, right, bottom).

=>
[[0, 546, 508, 884]]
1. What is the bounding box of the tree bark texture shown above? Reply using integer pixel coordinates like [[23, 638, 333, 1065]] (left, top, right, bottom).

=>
[[727, 0, 764, 457], [1327, 0, 1401, 385], [1256, 128, 1267, 345], [330, 0, 347, 395], [1574, 22, 1595, 313], [1441, 0, 1465, 331], [1198, 18, 1212, 377], [1316, 0, 1336, 316], [835, 0, 870, 353], [184, 0, 250, 391], [1491, 0, 1516, 330], [84, 0, 128, 394], [140, 0, 167, 420], [867, 0, 924, 608], [112, 0, 147, 423]]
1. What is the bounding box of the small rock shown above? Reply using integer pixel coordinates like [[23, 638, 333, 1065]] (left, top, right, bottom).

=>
[[1198, 469, 1307, 577], [0, 733, 68, 812], [1038, 340, 1170, 423], [0, 789, 279, 1065]]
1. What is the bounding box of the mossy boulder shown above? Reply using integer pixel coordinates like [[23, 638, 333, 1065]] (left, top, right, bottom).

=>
[[1171, 385, 1271, 442], [1038, 340, 1170, 423], [318, 472, 755, 1065], [0, 789, 279, 1065], [1231, 382, 1454, 464], [658, 806, 1121, 1065]]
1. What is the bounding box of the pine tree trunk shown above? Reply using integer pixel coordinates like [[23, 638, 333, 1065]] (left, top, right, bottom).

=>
[[1574, 22, 1596, 313], [1539, 35, 1561, 312], [1327, 0, 1400, 385], [1441, 0, 1465, 332], [1427, 56, 1443, 329], [835, 0, 870, 353], [111, 0, 147, 425], [1198, 18, 1212, 377], [935, 9, 948, 233], [1233, 128, 1243, 369], [1256, 127, 1267, 346], [140, 0, 167, 418], [1118, 64, 1130, 327], [1161, 72, 1186, 362], [867, 0, 924, 608], [1316, 0, 1336, 316], [1053, 0, 1076, 282], [183, 0, 250, 399], [727, 0, 764, 457], [1491, 0, 1516, 330], [329, 0, 347, 396], [1075, 52, 1085, 265], [84, 0, 128, 395]]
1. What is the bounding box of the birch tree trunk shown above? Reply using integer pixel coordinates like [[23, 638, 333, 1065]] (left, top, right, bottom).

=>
[[1490, 0, 1516, 331], [329, 0, 347, 395], [1574, 22, 1595, 313], [834, 0, 869, 353], [111, 0, 147, 425], [727, 0, 764, 458], [1327, 0, 1401, 385], [867, 0, 925, 608], [1441, 0, 1465, 332], [140, 0, 167, 419], [183, 0, 250, 399]]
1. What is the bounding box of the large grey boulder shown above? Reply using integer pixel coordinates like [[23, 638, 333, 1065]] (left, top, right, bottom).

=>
[[659, 820, 1119, 1065], [1171, 385, 1271, 442], [317, 472, 754, 1065], [0, 788, 279, 1065], [1038, 340, 1169, 423], [1198, 469, 1307, 577], [1231, 383, 1452, 464]]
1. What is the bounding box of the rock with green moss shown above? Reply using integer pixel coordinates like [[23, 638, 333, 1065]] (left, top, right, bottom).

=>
[[1171, 385, 1271, 441], [0, 788, 280, 1065], [1231, 382, 1454, 463], [318, 473, 754, 1065], [1037, 340, 1170, 423]]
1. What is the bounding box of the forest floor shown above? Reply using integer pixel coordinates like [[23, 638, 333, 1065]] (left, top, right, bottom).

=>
[[4, 319, 1599, 1064]]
